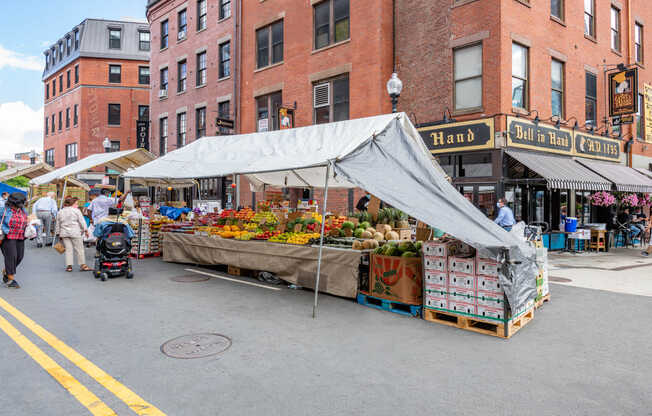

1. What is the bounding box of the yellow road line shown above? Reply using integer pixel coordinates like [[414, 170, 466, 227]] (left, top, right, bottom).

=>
[[0, 297, 166, 416], [0, 314, 117, 416]]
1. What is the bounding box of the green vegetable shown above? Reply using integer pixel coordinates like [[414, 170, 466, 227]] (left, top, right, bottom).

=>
[[401, 251, 417, 258], [415, 241, 423, 252], [374, 246, 384, 255], [360, 221, 371, 230], [341, 221, 355, 230], [354, 228, 364, 238], [398, 241, 416, 253]]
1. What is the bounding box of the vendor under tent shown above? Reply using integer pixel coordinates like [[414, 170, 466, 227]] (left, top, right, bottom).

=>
[[125, 113, 538, 318]]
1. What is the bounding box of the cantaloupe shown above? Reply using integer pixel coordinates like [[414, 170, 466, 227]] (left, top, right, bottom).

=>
[[373, 232, 385, 241], [361, 230, 373, 239], [352, 240, 363, 250], [376, 224, 392, 234], [366, 227, 377, 234], [385, 231, 400, 241]]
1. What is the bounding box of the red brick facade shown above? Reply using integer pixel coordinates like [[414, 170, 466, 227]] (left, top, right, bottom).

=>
[[43, 57, 149, 168], [396, 0, 652, 165]]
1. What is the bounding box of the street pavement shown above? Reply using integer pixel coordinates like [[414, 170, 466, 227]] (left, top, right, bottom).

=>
[[0, 244, 651, 416]]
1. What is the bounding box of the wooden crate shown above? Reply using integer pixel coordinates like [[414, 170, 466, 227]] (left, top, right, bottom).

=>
[[422, 307, 534, 339], [535, 293, 551, 309], [227, 265, 255, 277]]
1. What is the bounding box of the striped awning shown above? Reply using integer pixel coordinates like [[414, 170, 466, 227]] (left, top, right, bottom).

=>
[[635, 168, 652, 180], [505, 150, 612, 191], [576, 159, 652, 193]]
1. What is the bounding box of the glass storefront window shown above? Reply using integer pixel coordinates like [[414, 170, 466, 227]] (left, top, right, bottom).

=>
[[477, 185, 496, 218], [575, 191, 591, 224], [457, 152, 492, 177], [505, 185, 523, 222], [533, 190, 545, 223], [436, 155, 455, 177]]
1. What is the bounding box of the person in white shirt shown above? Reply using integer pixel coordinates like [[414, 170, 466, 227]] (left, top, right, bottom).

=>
[[88, 189, 130, 225], [33, 192, 58, 247]]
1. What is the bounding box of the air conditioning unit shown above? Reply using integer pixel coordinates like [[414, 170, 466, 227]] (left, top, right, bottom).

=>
[[178, 31, 186, 40], [159, 89, 167, 98]]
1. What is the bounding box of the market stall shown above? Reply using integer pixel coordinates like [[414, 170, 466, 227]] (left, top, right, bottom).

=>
[[125, 113, 539, 336]]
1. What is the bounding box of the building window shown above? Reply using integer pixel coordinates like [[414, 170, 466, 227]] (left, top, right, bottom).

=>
[[75, 65, 79, 83], [178, 60, 187, 92], [453, 43, 482, 111], [196, 52, 207, 86], [45, 54, 49, 70], [161, 20, 169, 49], [65, 143, 77, 165], [51, 114, 55, 133], [218, 101, 230, 134], [197, 0, 207, 31], [637, 93, 644, 138], [58, 111, 62, 131], [314, 76, 349, 124], [66, 70, 71, 88], [108, 104, 121, 126], [139, 66, 150, 85], [66, 36, 71, 55], [45, 149, 55, 166], [585, 72, 597, 126], [46, 84, 49, 99], [256, 21, 283, 69], [177, 112, 187, 148], [139, 31, 151, 51], [512, 43, 528, 110], [219, 42, 231, 78], [110, 141, 120, 152], [74, 30, 79, 49], [314, 0, 349, 50], [160, 67, 169, 92], [160, 117, 168, 155], [551, 0, 563, 20], [52, 47, 56, 63], [59, 42, 64, 60], [256, 92, 282, 132], [52, 79, 56, 96], [196, 107, 206, 138], [584, 0, 595, 37], [635, 23, 644, 64], [45, 117, 48, 135], [109, 65, 121, 83], [220, 0, 231, 20], [66, 108, 70, 128], [178, 10, 187, 40], [74, 104, 78, 125], [611, 7, 621, 52], [138, 105, 149, 121], [551, 59, 564, 118], [109, 28, 121, 49], [59, 75, 63, 92]]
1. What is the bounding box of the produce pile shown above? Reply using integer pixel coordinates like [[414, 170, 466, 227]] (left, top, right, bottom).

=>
[[373, 240, 422, 257]]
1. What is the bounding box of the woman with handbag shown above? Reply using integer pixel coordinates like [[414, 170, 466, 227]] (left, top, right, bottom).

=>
[[55, 197, 91, 272], [1, 192, 29, 289]]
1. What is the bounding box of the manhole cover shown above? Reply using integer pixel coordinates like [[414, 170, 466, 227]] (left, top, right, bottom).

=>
[[161, 333, 231, 359], [170, 274, 210, 283], [549, 276, 572, 283]]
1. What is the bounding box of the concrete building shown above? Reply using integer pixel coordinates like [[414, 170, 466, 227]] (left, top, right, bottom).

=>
[[42, 19, 150, 169], [395, 0, 652, 232]]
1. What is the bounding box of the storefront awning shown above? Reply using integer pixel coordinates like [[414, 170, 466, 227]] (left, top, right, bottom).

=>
[[635, 168, 652, 181], [505, 149, 612, 191], [576, 159, 652, 193]]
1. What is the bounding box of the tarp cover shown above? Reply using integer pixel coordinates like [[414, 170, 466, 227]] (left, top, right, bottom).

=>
[[126, 113, 537, 312], [30, 149, 156, 186]]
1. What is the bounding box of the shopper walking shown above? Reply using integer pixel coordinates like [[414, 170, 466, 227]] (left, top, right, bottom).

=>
[[55, 197, 90, 272], [89, 189, 130, 225], [1, 192, 29, 288], [33, 191, 58, 247], [494, 198, 516, 232]]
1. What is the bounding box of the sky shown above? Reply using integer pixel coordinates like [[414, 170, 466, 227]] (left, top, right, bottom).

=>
[[0, 0, 147, 158]]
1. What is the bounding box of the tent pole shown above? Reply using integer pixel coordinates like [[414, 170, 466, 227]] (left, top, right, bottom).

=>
[[313, 161, 331, 319], [59, 177, 68, 210]]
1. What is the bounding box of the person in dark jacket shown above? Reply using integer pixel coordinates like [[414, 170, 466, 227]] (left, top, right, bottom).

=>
[[1, 192, 29, 288], [356, 193, 371, 211]]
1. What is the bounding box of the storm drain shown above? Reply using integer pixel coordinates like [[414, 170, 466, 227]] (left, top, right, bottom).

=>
[[549, 276, 572, 283], [170, 274, 210, 283], [161, 333, 231, 359]]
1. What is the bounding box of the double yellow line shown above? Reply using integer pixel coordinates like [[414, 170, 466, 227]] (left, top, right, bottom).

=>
[[0, 296, 165, 415]]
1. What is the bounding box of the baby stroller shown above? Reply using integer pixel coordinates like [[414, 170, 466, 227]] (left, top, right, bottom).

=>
[[93, 210, 135, 281]]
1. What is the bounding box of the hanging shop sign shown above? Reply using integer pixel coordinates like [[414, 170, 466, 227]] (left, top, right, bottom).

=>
[[573, 132, 620, 161], [216, 117, 235, 130], [278, 107, 295, 130], [611, 115, 634, 126], [506, 116, 573, 155], [645, 83, 652, 143], [136, 121, 149, 151], [609, 68, 638, 117], [417, 118, 494, 154]]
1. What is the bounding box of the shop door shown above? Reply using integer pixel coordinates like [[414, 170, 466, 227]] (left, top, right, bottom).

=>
[[457, 184, 497, 219]]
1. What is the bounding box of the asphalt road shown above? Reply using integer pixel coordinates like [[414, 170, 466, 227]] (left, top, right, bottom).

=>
[[0, 244, 651, 416]]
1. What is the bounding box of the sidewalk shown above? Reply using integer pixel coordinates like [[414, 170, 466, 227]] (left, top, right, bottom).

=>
[[548, 247, 652, 297]]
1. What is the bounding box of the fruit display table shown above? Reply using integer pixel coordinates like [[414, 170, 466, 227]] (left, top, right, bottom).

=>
[[160, 232, 363, 298]]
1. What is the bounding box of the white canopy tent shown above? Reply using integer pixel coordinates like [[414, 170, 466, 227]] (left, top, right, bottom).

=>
[[125, 113, 537, 316]]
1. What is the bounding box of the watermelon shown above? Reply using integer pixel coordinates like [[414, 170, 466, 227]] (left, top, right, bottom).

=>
[[341, 221, 355, 230], [354, 228, 364, 238], [359, 221, 371, 230], [398, 241, 416, 253], [401, 251, 417, 258]]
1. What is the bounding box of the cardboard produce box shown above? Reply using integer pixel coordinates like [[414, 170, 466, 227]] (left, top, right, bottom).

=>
[[370, 254, 423, 305]]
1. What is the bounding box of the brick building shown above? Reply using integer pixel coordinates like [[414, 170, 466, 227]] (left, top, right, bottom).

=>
[[146, 0, 237, 205], [42, 19, 150, 170], [395, 0, 652, 232]]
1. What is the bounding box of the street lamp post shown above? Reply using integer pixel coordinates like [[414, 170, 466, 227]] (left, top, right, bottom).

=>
[[386, 73, 403, 113]]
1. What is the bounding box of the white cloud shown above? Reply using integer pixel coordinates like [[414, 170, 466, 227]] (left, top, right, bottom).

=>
[[0, 102, 43, 158], [0, 45, 43, 71], [40, 41, 51, 48]]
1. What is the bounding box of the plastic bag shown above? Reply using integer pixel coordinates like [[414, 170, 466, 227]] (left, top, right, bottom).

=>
[[24, 225, 37, 239], [123, 193, 135, 210]]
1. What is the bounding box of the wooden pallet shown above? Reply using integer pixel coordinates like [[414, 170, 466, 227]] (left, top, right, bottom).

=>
[[535, 293, 551, 309], [227, 265, 256, 277], [356, 293, 422, 318], [422, 307, 534, 339]]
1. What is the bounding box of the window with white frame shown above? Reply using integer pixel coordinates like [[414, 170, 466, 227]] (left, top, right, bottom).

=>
[[454, 44, 482, 111], [314, 75, 349, 124]]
